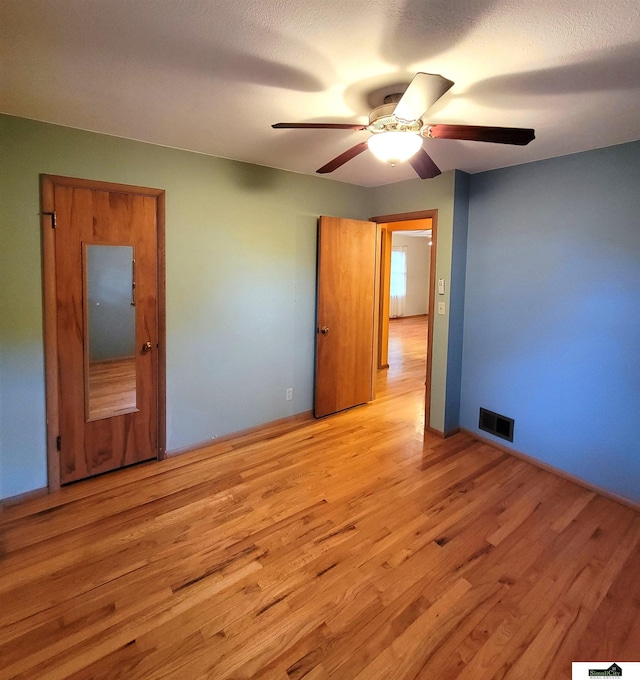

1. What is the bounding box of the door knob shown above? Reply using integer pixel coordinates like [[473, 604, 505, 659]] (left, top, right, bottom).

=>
[[142, 341, 153, 353], [320, 326, 330, 335]]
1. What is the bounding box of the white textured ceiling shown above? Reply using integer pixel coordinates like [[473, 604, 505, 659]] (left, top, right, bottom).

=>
[[1, 0, 639, 186]]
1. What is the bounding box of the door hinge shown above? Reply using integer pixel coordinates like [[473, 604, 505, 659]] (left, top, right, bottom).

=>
[[43, 211, 57, 228], [56, 435, 61, 451]]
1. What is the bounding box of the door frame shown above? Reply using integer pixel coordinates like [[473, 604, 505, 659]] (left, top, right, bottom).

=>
[[370, 209, 438, 433], [40, 174, 166, 492], [377, 216, 433, 369]]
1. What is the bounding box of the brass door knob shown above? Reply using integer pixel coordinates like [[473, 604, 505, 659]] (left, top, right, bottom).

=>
[[320, 326, 330, 335], [142, 341, 153, 353]]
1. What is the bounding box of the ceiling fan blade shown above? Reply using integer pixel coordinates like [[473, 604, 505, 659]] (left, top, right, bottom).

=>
[[427, 124, 535, 145], [393, 73, 454, 122], [409, 148, 441, 179], [316, 141, 370, 174], [272, 122, 367, 130]]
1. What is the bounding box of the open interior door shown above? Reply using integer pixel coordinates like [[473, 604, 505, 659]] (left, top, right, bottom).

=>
[[314, 216, 379, 418]]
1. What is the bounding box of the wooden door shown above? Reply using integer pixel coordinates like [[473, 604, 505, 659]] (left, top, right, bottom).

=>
[[314, 216, 379, 418], [41, 176, 164, 486]]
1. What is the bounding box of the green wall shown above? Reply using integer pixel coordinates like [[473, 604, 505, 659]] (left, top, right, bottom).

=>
[[0, 114, 459, 500]]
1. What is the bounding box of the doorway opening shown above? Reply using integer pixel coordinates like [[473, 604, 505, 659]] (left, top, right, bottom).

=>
[[371, 210, 438, 432]]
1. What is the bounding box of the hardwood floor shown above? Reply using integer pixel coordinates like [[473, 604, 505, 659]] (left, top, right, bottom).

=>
[[1, 315, 639, 679], [380, 315, 429, 391]]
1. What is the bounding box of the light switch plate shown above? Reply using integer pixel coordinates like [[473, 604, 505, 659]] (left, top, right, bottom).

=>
[[437, 302, 446, 315]]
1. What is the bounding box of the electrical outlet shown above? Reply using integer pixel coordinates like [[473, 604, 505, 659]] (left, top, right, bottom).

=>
[[286, 388, 293, 401], [437, 301, 446, 315]]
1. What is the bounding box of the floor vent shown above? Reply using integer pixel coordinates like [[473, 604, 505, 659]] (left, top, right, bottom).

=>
[[479, 408, 514, 442]]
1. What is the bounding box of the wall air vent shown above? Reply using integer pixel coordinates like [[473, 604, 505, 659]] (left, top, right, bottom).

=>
[[479, 407, 514, 442]]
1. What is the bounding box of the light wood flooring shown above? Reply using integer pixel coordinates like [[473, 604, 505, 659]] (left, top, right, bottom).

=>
[[1, 316, 639, 678]]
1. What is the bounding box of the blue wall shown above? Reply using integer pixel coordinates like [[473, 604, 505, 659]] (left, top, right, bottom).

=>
[[461, 142, 640, 503]]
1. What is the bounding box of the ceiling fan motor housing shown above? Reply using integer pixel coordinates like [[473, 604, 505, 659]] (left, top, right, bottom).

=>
[[368, 103, 422, 134]]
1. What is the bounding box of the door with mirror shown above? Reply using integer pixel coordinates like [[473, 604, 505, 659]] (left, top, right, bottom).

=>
[[41, 176, 165, 487]]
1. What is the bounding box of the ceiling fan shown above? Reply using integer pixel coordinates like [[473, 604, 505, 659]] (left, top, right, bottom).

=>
[[272, 73, 535, 179]]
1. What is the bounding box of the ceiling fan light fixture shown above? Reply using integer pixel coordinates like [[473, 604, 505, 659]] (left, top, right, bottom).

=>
[[367, 131, 422, 165]]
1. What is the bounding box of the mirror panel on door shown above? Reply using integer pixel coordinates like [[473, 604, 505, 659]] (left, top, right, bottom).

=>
[[85, 244, 138, 420]]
